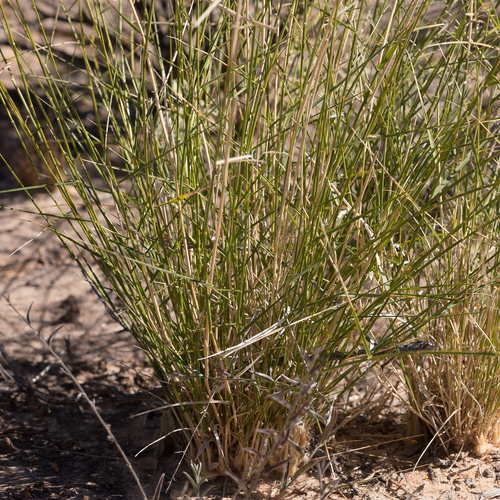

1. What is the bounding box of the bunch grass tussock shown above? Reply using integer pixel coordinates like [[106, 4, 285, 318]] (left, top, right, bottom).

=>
[[402, 233, 500, 455], [1, 0, 500, 490]]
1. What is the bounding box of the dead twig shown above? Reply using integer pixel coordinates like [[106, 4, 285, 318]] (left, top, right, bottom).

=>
[[2, 295, 149, 500]]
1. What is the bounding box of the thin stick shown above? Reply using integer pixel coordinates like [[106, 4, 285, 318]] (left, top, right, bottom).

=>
[[3, 296, 149, 500]]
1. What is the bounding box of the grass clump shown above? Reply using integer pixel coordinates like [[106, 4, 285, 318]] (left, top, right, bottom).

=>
[[1, 0, 500, 488], [401, 232, 500, 455]]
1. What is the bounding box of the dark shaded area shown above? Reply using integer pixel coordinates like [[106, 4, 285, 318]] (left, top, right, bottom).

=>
[[0, 340, 165, 499]]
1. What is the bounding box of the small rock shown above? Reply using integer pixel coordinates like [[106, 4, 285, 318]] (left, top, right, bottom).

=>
[[493, 464, 500, 473], [484, 468, 496, 478]]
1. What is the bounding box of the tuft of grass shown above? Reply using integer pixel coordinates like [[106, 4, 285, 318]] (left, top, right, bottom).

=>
[[369, 0, 500, 454], [400, 232, 500, 454], [1, 0, 500, 486]]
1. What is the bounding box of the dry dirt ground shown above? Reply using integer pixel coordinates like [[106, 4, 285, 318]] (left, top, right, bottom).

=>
[[3, 190, 500, 500]]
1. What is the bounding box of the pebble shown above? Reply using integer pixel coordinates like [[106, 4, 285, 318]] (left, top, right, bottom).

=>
[[484, 468, 495, 478]]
